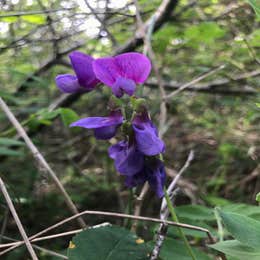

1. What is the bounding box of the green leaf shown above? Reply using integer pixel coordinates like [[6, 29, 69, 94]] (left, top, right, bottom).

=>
[[256, 192, 260, 202], [249, 29, 260, 47], [0, 138, 24, 146], [209, 240, 260, 260], [175, 205, 215, 221], [37, 109, 60, 121], [22, 15, 45, 24], [0, 147, 23, 156], [168, 222, 214, 239], [1, 17, 18, 23], [159, 238, 211, 260], [248, 0, 260, 17], [67, 226, 149, 260], [221, 203, 260, 220], [218, 209, 260, 249], [59, 108, 79, 127], [256, 103, 260, 108], [204, 195, 231, 207]]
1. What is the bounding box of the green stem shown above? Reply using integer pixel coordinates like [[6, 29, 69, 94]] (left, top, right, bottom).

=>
[[124, 189, 134, 228], [164, 187, 197, 260]]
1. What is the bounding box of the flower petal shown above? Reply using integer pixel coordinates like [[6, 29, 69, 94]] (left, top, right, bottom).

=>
[[70, 112, 123, 129], [93, 57, 121, 86], [108, 141, 144, 175], [94, 125, 118, 140], [112, 77, 136, 97], [55, 74, 84, 93], [133, 122, 165, 156], [124, 171, 146, 188], [114, 52, 151, 83], [69, 51, 99, 90], [93, 52, 151, 91], [145, 159, 166, 198], [70, 111, 123, 140]]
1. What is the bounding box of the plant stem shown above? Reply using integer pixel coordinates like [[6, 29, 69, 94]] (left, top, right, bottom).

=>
[[164, 187, 197, 260]]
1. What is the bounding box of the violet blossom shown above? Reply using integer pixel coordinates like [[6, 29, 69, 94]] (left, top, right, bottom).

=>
[[108, 141, 144, 175], [125, 158, 166, 198], [55, 51, 99, 93], [93, 52, 151, 97], [132, 111, 165, 156], [70, 110, 123, 140]]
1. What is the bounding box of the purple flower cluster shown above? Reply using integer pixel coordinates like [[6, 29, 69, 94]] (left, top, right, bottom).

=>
[[56, 51, 151, 98], [56, 51, 166, 198]]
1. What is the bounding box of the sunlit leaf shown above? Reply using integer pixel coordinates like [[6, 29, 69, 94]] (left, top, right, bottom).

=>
[[22, 15, 45, 24], [1, 17, 18, 23]]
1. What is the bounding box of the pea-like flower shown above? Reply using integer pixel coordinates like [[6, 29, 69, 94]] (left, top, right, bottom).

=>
[[125, 158, 166, 198], [93, 52, 151, 97], [108, 141, 144, 176], [55, 51, 99, 93], [70, 110, 123, 140], [132, 111, 165, 156]]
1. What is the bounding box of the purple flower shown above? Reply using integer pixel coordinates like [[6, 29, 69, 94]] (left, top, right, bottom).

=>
[[55, 51, 99, 93], [70, 110, 123, 140], [132, 112, 165, 156], [125, 158, 166, 198], [108, 141, 144, 175], [93, 52, 151, 97]]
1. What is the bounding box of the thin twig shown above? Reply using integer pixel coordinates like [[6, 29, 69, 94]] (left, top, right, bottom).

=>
[[0, 229, 83, 248], [131, 182, 149, 232], [161, 151, 195, 212], [164, 65, 226, 99], [0, 210, 214, 256], [0, 222, 111, 249], [0, 97, 86, 228], [1, 235, 67, 259], [0, 178, 38, 260], [84, 0, 117, 45], [0, 207, 9, 244]]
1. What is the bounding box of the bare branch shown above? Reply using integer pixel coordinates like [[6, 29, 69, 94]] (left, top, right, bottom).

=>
[[0, 178, 38, 260], [131, 182, 149, 232], [164, 65, 226, 99], [1, 235, 67, 259], [0, 210, 214, 256]]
